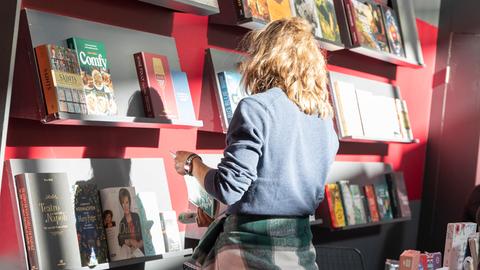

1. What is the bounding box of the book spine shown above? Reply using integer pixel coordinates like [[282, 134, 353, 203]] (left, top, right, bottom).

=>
[[16, 176, 39, 270], [134, 53, 154, 117], [35, 45, 59, 115], [343, 0, 359, 45], [217, 72, 234, 129]]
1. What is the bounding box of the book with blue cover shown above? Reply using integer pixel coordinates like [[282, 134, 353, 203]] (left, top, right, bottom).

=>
[[216, 71, 246, 132], [171, 71, 196, 122]]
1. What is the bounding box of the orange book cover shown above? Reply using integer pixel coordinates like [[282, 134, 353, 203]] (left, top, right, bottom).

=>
[[267, 0, 292, 21], [364, 184, 380, 222], [326, 183, 346, 228]]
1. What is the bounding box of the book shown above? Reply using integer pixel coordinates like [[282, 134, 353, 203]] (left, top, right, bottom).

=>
[[216, 71, 246, 132], [184, 174, 216, 218], [159, 211, 182, 252], [315, 0, 342, 44], [425, 252, 442, 270], [325, 183, 346, 228], [385, 172, 411, 218], [399, 250, 420, 270], [267, 0, 292, 21], [35, 44, 87, 115], [171, 71, 196, 121], [359, 185, 371, 222], [373, 178, 393, 220], [15, 172, 82, 270], [72, 182, 108, 266], [338, 180, 356, 225], [234, 0, 270, 28], [134, 52, 179, 119], [443, 223, 477, 270], [99, 187, 145, 261], [395, 99, 414, 141], [332, 80, 364, 137], [381, 6, 405, 57], [66, 37, 117, 115], [291, 0, 322, 38], [364, 184, 380, 222], [349, 184, 367, 224], [349, 0, 389, 52], [136, 192, 166, 256]]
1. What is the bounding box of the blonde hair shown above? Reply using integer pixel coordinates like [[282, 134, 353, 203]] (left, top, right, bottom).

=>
[[239, 17, 333, 118]]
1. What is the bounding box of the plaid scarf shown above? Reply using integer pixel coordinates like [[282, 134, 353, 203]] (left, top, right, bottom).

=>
[[191, 215, 318, 270]]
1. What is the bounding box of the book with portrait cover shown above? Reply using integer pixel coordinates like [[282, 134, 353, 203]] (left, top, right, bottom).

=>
[[136, 192, 166, 256], [291, 0, 322, 38], [216, 71, 247, 132], [381, 6, 405, 57], [134, 52, 179, 119], [315, 0, 341, 44], [73, 182, 108, 266], [67, 37, 117, 115], [99, 187, 145, 261], [15, 172, 82, 270], [35, 44, 87, 115]]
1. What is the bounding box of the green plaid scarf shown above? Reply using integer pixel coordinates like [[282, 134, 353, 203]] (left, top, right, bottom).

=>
[[192, 215, 317, 270]]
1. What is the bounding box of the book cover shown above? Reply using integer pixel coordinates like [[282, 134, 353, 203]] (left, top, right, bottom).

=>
[[351, 0, 389, 52], [184, 174, 216, 218], [15, 172, 82, 269], [35, 44, 86, 115], [267, 0, 292, 21], [99, 187, 145, 261], [134, 52, 179, 119], [291, 0, 322, 38], [382, 6, 405, 57], [395, 98, 414, 141], [171, 71, 196, 122], [364, 184, 380, 222], [325, 183, 346, 228], [358, 185, 371, 222], [332, 80, 364, 137], [315, 0, 342, 43], [66, 37, 117, 115], [425, 252, 442, 270], [136, 192, 166, 256], [338, 180, 356, 225], [216, 71, 246, 132], [349, 184, 367, 224], [373, 178, 393, 220], [443, 223, 477, 270], [159, 211, 182, 252], [236, 0, 270, 23], [386, 172, 411, 218], [73, 182, 108, 266]]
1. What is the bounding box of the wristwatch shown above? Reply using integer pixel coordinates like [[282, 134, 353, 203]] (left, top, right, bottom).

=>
[[184, 153, 201, 176]]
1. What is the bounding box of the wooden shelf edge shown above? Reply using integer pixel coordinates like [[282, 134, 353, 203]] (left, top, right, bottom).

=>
[[67, 249, 193, 270], [40, 112, 204, 129], [311, 217, 411, 230]]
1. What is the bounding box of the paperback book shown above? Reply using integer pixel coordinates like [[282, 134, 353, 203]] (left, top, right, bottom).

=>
[[67, 37, 117, 115], [136, 192, 166, 256], [324, 183, 346, 228], [382, 6, 405, 57], [364, 184, 380, 222], [159, 211, 182, 252], [338, 180, 356, 225], [16, 172, 82, 270], [291, 0, 322, 38], [235, 0, 270, 27], [374, 178, 393, 220], [216, 71, 247, 132], [99, 187, 145, 261], [385, 172, 411, 218], [315, 0, 342, 44], [35, 44, 87, 115], [171, 71, 196, 122], [331, 80, 364, 137], [134, 52, 179, 119], [349, 184, 367, 224], [184, 174, 216, 218], [267, 0, 292, 21]]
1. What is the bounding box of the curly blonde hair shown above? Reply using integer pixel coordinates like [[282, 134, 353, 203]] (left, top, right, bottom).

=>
[[239, 17, 332, 118]]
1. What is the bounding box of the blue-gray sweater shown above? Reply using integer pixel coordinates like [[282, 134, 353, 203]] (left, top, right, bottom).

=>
[[204, 88, 339, 216]]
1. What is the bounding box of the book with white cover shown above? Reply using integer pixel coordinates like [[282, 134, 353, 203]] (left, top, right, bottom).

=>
[[137, 192, 166, 256], [443, 222, 477, 270], [332, 80, 364, 137]]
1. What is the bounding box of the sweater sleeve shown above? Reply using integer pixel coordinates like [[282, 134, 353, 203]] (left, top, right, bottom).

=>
[[204, 98, 266, 205]]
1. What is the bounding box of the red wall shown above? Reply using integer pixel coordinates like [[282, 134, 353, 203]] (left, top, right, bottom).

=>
[[0, 0, 438, 257]]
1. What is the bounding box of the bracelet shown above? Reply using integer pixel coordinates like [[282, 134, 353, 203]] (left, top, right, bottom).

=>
[[184, 153, 201, 176]]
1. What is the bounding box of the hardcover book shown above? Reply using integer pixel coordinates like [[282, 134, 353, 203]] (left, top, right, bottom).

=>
[[159, 211, 182, 252], [216, 71, 247, 132], [15, 172, 82, 270], [235, 0, 270, 27], [35, 44, 87, 115], [267, 0, 292, 21], [443, 223, 477, 270], [136, 192, 166, 256], [382, 6, 405, 57], [374, 178, 393, 220], [99, 187, 145, 261], [134, 52, 179, 119], [291, 0, 322, 38], [325, 183, 346, 228], [349, 184, 367, 224], [171, 71, 196, 121], [315, 0, 342, 43], [364, 184, 380, 222], [385, 172, 411, 218], [349, 0, 389, 52], [73, 182, 108, 266], [338, 180, 356, 225], [67, 37, 117, 115]]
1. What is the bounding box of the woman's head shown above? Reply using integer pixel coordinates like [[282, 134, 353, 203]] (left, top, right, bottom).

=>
[[118, 188, 131, 215], [239, 17, 332, 118]]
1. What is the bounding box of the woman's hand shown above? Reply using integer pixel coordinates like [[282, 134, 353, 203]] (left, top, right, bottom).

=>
[[196, 207, 214, 227], [173, 151, 195, 176]]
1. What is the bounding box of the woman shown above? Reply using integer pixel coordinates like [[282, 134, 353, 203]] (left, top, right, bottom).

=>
[[117, 188, 144, 256], [174, 17, 338, 269]]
